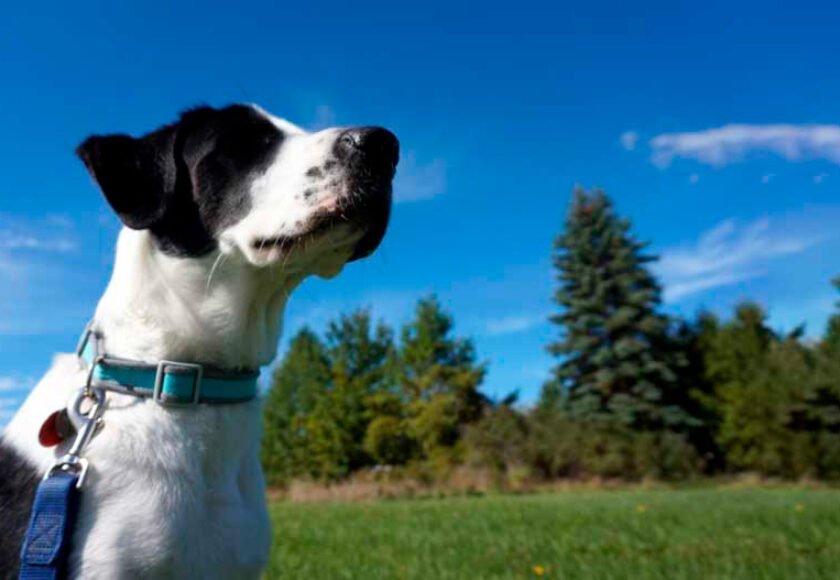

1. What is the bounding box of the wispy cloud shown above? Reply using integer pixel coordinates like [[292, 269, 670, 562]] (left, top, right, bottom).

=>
[[0, 376, 33, 392], [620, 131, 640, 151], [485, 313, 547, 336], [657, 217, 823, 303], [393, 152, 446, 203], [0, 235, 75, 253], [0, 377, 19, 392], [0, 215, 82, 335], [0, 396, 22, 428], [0, 215, 77, 254], [650, 124, 840, 168]]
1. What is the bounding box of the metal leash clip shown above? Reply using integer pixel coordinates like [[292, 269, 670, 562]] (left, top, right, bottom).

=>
[[44, 386, 106, 489]]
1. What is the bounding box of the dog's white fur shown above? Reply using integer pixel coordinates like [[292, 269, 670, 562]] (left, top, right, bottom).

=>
[[4, 109, 372, 578]]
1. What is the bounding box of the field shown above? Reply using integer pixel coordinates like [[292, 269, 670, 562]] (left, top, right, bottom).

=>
[[265, 488, 840, 579]]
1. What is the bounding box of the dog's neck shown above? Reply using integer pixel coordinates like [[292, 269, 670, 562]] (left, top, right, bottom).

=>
[[93, 228, 304, 371]]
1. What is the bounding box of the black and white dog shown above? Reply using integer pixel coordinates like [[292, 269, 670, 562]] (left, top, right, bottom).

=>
[[0, 104, 398, 578]]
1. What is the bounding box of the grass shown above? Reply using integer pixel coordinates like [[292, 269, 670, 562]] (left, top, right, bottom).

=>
[[265, 488, 840, 579]]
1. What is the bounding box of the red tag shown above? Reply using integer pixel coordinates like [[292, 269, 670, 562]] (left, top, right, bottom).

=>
[[38, 410, 65, 447]]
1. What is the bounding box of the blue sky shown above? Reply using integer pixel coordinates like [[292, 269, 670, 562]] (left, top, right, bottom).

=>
[[2, 1, 840, 425]]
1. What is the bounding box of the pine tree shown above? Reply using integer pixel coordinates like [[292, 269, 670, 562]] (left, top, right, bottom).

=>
[[542, 188, 689, 430], [708, 303, 797, 474], [261, 327, 331, 485], [398, 295, 487, 458], [312, 309, 396, 478], [262, 312, 397, 482], [669, 311, 723, 468], [804, 276, 840, 476], [823, 277, 840, 353]]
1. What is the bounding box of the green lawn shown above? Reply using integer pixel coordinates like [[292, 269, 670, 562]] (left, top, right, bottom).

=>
[[266, 488, 840, 579]]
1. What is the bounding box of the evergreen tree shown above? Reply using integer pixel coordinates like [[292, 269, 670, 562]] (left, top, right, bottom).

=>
[[707, 303, 803, 475], [262, 312, 396, 482], [312, 309, 396, 478], [261, 327, 331, 485], [398, 295, 487, 459], [803, 276, 840, 477], [823, 277, 840, 353], [542, 188, 689, 430], [669, 312, 723, 468]]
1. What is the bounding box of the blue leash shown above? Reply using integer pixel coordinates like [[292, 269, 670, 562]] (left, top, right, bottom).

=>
[[18, 386, 106, 580], [18, 472, 81, 580]]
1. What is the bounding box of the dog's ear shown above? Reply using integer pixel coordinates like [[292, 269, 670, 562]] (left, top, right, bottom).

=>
[[76, 126, 179, 230]]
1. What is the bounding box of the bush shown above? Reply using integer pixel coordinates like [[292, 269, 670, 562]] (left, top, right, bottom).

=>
[[469, 409, 704, 482], [363, 416, 415, 466], [464, 406, 529, 473]]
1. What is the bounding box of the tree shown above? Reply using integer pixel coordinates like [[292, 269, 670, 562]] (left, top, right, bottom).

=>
[[707, 303, 810, 475], [802, 276, 840, 477], [261, 327, 331, 485], [542, 188, 691, 431], [823, 277, 840, 353], [398, 295, 488, 460], [311, 310, 396, 478], [262, 311, 396, 482], [668, 312, 723, 469]]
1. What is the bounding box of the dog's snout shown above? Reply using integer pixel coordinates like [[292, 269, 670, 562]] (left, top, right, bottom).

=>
[[335, 127, 399, 173]]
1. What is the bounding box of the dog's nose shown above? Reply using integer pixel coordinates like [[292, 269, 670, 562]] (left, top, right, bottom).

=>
[[334, 127, 399, 174]]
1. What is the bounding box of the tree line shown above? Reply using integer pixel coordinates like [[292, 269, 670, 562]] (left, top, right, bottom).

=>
[[262, 188, 840, 485]]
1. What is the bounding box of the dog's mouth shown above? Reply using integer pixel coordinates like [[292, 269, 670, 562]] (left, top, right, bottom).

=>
[[251, 209, 357, 255], [251, 181, 392, 262]]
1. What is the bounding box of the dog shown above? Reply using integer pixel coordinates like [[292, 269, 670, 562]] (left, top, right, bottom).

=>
[[0, 103, 398, 579]]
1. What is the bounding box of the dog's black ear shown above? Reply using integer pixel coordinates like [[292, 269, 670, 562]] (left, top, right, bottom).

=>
[[76, 126, 178, 230]]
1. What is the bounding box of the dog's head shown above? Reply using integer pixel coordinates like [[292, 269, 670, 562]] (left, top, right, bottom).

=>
[[77, 104, 398, 276]]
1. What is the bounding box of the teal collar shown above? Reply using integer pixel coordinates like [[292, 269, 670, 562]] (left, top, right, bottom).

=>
[[77, 324, 260, 406]]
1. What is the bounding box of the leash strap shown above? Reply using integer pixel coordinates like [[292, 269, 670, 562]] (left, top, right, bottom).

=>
[[19, 472, 81, 580]]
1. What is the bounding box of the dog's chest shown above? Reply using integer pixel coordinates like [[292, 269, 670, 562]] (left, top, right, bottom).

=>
[[67, 392, 271, 579]]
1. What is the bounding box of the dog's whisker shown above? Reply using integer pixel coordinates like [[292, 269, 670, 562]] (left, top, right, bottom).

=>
[[205, 252, 226, 293]]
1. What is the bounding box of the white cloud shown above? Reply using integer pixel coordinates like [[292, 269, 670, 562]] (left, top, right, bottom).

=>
[[0, 377, 18, 392], [0, 215, 82, 335], [0, 215, 77, 254], [0, 397, 20, 408], [657, 217, 822, 303], [393, 152, 446, 203], [0, 235, 75, 252], [664, 270, 758, 303], [0, 376, 33, 392], [485, 313, 546, 336], [620, 131, 639, 151], [0, 396, 21, 428], [650, 124, 840, 168]]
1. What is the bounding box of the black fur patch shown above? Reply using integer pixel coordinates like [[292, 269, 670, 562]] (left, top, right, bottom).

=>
[[0, 439, 41, 578], [77, 105, 284, 257]]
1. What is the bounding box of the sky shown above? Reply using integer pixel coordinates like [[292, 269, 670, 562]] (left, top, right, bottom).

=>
[[2, 1, 840, 426]]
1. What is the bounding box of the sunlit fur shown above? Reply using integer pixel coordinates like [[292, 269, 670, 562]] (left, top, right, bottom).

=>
[[3, 106, 388, 578]]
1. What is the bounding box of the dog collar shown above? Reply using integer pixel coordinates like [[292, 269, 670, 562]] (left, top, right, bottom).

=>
[[76, 324, 260, 406]]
